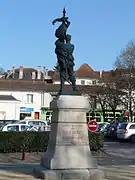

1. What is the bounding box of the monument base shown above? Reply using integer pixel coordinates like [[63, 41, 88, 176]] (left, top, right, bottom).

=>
[[33, 168, 105, 180], [33, 95, 106, 179]]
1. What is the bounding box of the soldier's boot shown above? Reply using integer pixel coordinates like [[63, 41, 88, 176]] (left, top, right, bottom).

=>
[[71, 79, 78, 91], [59, 79, 65, 95]]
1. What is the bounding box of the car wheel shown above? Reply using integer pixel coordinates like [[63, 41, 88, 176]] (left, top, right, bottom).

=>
[[130, 135, 135, 143]]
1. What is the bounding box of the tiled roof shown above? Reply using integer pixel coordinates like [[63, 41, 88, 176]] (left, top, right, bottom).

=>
[[51, 64, 101, 81], [15, 68, 37, 73], [75, 63, 100, 79], [6, 64, 114, 82], [51, 71, 60, 81]]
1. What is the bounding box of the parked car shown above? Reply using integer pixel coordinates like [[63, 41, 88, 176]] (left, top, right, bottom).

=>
[[117, 122, 135, 142], [97, 122, 110, 133], [15, 119, 51, 131], [1, 124, 38, 132], [0, 120, 18, 130], [104, 122, 119, 139]]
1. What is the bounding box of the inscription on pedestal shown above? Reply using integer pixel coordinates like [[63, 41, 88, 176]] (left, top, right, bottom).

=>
[[57, 124, 89, 145]]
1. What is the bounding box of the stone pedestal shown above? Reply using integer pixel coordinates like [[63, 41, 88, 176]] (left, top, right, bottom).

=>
[[34, 95, 105, 180]]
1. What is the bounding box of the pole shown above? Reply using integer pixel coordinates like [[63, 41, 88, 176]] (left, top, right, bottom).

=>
[[63, 7, 66, 17], [22, 151, 26, 160]]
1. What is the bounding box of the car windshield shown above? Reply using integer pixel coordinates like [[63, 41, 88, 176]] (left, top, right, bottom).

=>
[[98, 123, 105, 130], [118, 123, 128, 129]]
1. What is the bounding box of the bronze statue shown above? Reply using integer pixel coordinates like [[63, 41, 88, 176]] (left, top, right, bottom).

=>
[[52, 8, 77, 94]]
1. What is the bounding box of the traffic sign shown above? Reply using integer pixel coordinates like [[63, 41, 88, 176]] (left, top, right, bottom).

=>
[[88, 120, 98, 132]]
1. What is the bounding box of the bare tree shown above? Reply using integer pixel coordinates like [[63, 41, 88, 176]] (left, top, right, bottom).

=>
[[82, 86, 108, 122], [106, 86, 125, 121], [114, 41, 135, 121], [96, 88, 108, 122]]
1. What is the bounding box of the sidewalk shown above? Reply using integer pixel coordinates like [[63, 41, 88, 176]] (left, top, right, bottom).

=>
[[0, 163, 40, 180], [0, 152, 135, 179], [100, 165, 135, 180]]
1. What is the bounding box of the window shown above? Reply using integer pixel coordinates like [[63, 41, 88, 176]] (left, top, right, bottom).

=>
[[26, 94, 33, 103], [92, 80, 96, 85], [7, 125, 19, 132], [81, 80, 85, 85], [39, 121, 47, 126], [28, 121, 47, 126], [116, 114, 120, 117], [118, 123, 128, 129], [46, 111, 52, 121], [108, 114, 114, 118], [20, 113, 31, 120], [129, 125, 135, 129], [24, 73, 31, 79], [21, 125, 28, 131], [28, 121, 38, 126]]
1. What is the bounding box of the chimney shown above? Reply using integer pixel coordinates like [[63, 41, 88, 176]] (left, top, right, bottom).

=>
[[32, 71, 36, 80], [37, 66, 41, 80], [19, 66, 23, 79], [45, 68, 48, 77], [12, 66, 15, 79], [42, 66, 46, 81], [43, 67, 52, 81], [44, 67, 49, 79], [100, 70, 103, 78]]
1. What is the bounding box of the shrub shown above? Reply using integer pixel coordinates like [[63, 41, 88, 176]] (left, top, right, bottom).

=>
[[88, 132, 104, 151], [0, 131, 103, 153]]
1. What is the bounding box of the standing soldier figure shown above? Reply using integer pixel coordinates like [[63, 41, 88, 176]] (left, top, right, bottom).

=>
[[52, 8, 78, 94]]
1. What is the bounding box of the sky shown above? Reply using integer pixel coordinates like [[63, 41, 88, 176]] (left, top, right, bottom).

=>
[[0, 0, 135, 71]]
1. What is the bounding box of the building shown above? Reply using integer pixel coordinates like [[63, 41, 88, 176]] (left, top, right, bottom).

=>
[[0, 64, 126, 122], [3, 64, 111, 86], [0, 77, 96, 120], [0, 80, 53, 120], [52, 64, 103, 85]]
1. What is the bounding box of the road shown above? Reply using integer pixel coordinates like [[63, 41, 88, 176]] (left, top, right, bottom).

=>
[[96, 140, 135, 179], [97, 139, 135, 166]]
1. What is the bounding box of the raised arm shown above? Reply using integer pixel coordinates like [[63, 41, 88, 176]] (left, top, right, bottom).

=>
[[52, 16, 69, 25]]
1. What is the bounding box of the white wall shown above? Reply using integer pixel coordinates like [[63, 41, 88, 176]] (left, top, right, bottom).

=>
[[43, 93, 53, 108], [0, 101, 20, 120]]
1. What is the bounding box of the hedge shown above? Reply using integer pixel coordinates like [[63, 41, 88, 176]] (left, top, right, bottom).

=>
[[0, 131, 104, 153]]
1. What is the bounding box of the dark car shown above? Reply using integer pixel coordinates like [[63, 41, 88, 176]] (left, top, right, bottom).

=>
[[104, 122, 119, 139]]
